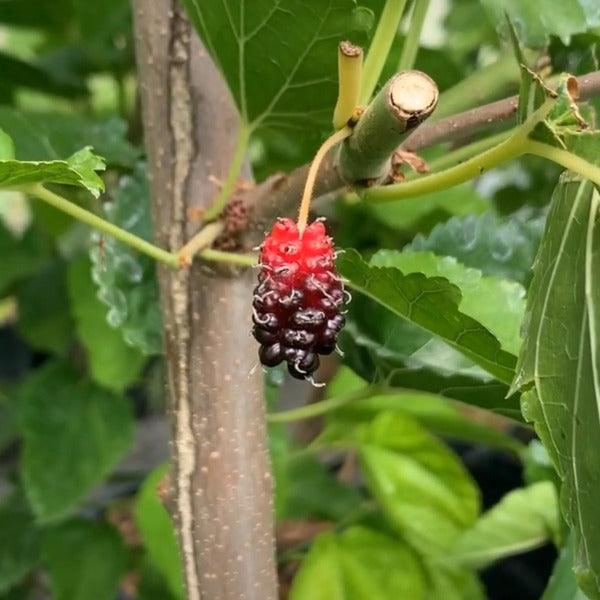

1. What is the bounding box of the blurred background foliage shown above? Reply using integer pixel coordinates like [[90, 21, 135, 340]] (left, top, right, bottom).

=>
[[0, 0, 598, 599]]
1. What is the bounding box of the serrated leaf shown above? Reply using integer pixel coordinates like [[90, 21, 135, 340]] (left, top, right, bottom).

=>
[[481, 0, 600, 47], [511, 175, 600, 599], [68, 256, 146, 391], [42, 520, 126, 600], [135, 466, 185, 600], [289, 527, 427, 600], [0, 108, 139, 167], [19, 361, 133, 522], [181, 0, 370, 132], [0, 147, 105, 197], [357, 412, 480, 556], [91, 164, 162, 354], [448, 481, 559, 569], [338, 249, 516, 384], [0, 492, 40, 594], [407, 212, 545, 287], [371, 250, 526, 356]]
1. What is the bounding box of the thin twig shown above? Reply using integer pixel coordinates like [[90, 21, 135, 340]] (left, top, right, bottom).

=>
[[178, 221, 224, 265], [243, 69, 600, 228]]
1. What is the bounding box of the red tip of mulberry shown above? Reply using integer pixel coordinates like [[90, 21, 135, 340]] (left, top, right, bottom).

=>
[[252, 218, 345, 380]]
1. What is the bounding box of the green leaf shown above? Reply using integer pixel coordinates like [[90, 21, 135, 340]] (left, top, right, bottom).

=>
[[68, 256, 146, 392], [0, 221, 50, 297], [339, 318, 519, 416], [0, 128, 15, 160], [0, 51, 86, 99], [427, 564, 484, 600], [0, 492, 40, 594], [511, 176, 600, 599], [448, 481, 559, 569], [19, 361, 134, 522], [0, 147, 105, 197], [275, 442, 363, 521], [91, 164, 162, 354], [321, 367, 522, 453], [338, 249, 517, 383], [481, 0, 600, 47], [358, 412, 480, 556], [542, 535, 590, 600], [371, 250, 526, 356], [17, 260, 74, 355], [181, 0, 370, 132], [42, 520, 126, 600], [0, 108, 139, 167], [289, 527, 426, 600], [370, 184, 488, 234], [135, 466, 184, 600], [407, 212, 545, 287]]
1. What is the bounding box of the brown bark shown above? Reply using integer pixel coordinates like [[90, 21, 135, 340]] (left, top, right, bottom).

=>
[[132, 2, 277, 599]]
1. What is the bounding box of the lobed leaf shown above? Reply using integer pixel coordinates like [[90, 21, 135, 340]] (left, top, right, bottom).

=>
[[180, 0, 371, 132]]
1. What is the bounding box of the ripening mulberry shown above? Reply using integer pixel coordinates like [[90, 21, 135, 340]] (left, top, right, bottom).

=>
[[252, 218, 345, 380]]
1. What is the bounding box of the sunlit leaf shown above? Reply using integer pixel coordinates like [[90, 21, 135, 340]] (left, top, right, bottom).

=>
[[289, 527, 426, 600], [448, 481, 559, 569]]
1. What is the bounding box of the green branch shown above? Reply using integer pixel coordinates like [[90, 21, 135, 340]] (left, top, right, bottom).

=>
[[397, 0, 430, 72], [524, 140, 600, 187], [267, 385, 385, 423], [360, 0, 409, 105], [23, 183, 180, 268], [199, 248, 257, 267], [362, 129, 527, 202], [202, 124, 251, 221]]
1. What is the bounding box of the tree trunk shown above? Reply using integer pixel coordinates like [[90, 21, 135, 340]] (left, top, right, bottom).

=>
[[132, 2, 278, 599]]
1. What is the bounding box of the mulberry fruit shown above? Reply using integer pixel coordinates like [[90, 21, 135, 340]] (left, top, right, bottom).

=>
[[252, 218, 345, 380]]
